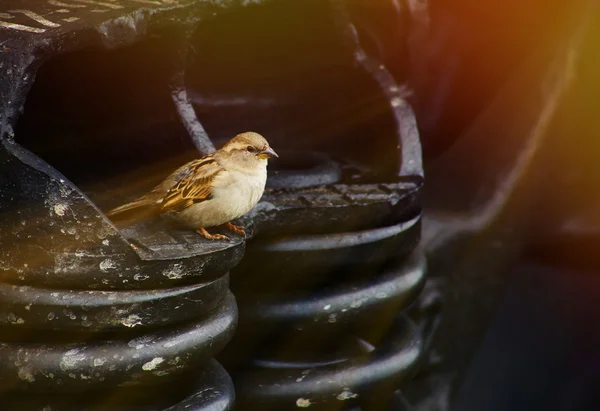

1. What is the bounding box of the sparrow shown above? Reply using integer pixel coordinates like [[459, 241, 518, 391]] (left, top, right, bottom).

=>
[[106, 132, 278, 240]]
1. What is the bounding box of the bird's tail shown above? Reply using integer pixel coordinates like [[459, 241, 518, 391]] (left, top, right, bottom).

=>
[[106, 197, 160, 222]]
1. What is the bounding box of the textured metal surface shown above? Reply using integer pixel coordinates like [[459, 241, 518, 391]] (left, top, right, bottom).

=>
[[0, 1, 435, 410], [0, 358, 235, 411], [0, 293, 237, 393], [174, 1, 431, 409], [234, 316, 422, 411], [224, 150, 426, 410], [248, 180, 421, 238], [0, 274, 229, 331], [236, 251, 425, 330], [0, 1, 248, 409], [266, 151, 344, 190]]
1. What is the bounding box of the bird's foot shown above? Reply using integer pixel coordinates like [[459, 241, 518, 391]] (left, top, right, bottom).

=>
[[225, 221, 246, 237], [197, 227, 229, 241]]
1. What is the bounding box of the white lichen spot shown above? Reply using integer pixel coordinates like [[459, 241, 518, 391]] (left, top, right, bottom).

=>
[[350, 298, 368, 309], [375, 292, 388, 299], [24, 304, 31, 311], [168, 356, 181, 365], [63, 309, 76, 320], [142, 357, 164, 371], [336, 389, 358, 401], [53, 203, 69, 216], [162, 263, 184, 280], [133, 274, 149, 281], [121, 314, 142, 328], [93, 358, 106, 367], [327, 313, 337, 323], [60, 349, 87, 371], [296, 398, 312, 407], [47, 312, 55, 321], [99, 259, 117, 272], [323, 304, 331, 311], [102, 239, 110, 246], [128, 335, 155, 349], [296, 369, 311, 382], [18, 367, 35, 382], [390, 97, 402, 107], [7, 313, 24, 324], [162, 340, 180, 349]]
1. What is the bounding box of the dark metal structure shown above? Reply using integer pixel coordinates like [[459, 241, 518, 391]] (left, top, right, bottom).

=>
[[1, 0, 596, 410]]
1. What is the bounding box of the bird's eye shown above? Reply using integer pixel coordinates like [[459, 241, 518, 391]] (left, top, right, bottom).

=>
[[246, 146, 257, 153]]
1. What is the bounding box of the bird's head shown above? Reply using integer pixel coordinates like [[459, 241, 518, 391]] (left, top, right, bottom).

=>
[[218, 132, 278, 171]]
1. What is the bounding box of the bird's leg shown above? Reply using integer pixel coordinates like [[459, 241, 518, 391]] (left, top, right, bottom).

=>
[[225, 221, 246, 237], [197, 227, 229, 241]]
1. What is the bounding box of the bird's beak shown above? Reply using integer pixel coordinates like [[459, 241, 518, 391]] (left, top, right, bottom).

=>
[[259, 147, 279, 159]]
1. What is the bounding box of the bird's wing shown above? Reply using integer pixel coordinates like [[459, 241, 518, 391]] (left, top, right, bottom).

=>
[[160, 157, 224, 213]]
